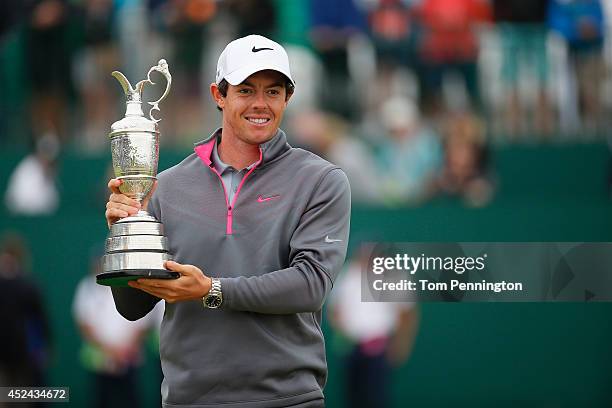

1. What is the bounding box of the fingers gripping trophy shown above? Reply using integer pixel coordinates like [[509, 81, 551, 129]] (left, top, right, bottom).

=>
[[97, 59, 179, 286]]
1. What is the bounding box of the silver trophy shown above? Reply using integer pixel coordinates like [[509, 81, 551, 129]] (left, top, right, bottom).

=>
[[97, 59, 178, 286]]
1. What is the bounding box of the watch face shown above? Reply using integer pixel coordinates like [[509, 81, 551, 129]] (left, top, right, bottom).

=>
[[205, 295, 222, 308]]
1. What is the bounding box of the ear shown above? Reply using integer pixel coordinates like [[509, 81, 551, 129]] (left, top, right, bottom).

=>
[[284, 89, 293, 106], [210, 83, 225, 110]]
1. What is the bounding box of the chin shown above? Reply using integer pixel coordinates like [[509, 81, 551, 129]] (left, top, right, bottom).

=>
[[250, 127, 277, 144]]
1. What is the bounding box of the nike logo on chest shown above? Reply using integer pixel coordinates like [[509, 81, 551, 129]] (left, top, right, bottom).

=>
[[257, 194, 280, 202]]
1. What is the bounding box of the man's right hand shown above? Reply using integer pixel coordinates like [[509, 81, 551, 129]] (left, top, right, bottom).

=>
[[105, 178, 157, 228]]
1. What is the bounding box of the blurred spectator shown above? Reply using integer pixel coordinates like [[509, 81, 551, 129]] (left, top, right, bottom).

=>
[[283, 46, 325, 115], [0, 1, 26, 147], [548, 0, 606, 136], [157, 0, 218, 144], [375, 96, 442, 205], [493, 0, 553, 138], [163, 0, 216, 80], [289, 110, 382, 204], [225, 0, 277, 38], [0, 233, 51, 389], [361, 0, 419, 107], [274, 0, 311, 47], [5, 133, 60, 215], [73, 0, 119, 152], [329, 250, 419, 408], [607, 136, 612, 199], [23, 0, 76, 143], [431, 111, 493, 207], [73, 253, 163, 408], [0, 0, 24, 39], [415, 0, 490, 116], [366, 0, 417, 68], [309, 0, 368, 119], [115, 0, 151, 88]]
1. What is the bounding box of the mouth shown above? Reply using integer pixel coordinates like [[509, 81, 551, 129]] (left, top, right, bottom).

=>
[[245, 116, 272, 126]]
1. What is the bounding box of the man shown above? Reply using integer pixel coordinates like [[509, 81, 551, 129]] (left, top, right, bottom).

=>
[[105, 35, 351, 407]]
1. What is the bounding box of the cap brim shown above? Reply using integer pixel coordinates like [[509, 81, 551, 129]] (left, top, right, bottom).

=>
[[223, 62, 294, 86]]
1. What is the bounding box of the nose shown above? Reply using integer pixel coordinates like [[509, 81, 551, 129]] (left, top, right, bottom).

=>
[[252, 90, 267, 109]]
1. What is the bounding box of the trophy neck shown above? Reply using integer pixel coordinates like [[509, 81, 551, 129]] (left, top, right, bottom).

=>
[[125, 101, 144, 117]]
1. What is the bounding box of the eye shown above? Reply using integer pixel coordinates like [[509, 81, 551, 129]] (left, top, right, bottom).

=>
[[238, 88, 252, 94], [267, 89, 281, 96]]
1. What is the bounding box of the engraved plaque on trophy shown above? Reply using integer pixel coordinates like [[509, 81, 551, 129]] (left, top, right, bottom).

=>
[[97, 59, 178, 286]]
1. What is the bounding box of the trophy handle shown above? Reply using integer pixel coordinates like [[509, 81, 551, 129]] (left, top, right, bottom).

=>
[[145, 59, 172, 123]]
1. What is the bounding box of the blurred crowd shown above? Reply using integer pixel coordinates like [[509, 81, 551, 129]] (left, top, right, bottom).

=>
[[1, 0, 612, 208], [72, 248, 163, 408], [0, 233, 50, 397], [0, 230, 163, 407]]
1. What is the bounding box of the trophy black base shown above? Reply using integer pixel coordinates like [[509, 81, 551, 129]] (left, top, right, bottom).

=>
[[96, 269, 180, 287]]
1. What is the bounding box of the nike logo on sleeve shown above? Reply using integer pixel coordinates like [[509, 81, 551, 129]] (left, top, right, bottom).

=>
[[325, 235, 342, 243]]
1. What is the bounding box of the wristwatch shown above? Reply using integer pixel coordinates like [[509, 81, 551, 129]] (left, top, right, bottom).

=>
[[203, 278, 223, 309]]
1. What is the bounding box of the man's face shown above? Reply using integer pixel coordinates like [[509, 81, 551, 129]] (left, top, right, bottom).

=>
[[214, 70, 291, 146]]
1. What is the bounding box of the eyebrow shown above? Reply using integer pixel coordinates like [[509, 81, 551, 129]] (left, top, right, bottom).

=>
[[240, 81, 284, 88]]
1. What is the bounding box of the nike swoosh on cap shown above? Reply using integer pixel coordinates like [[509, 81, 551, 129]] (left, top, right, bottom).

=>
[[252, 46, 274, 53]]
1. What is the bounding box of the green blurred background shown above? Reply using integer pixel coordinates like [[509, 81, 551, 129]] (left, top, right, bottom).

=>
[[2, 142, 612, 407]]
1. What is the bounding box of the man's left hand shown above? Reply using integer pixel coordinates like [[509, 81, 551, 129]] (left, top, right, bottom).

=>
[[128, 260, 212, 303]]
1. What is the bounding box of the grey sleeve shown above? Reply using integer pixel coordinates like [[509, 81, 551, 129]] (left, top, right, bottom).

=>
[[110, 193, 162, 321], [219, 168, 351, 314]]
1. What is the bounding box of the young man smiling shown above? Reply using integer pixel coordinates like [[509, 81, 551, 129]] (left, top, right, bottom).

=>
[[105, 35, 351, 407]]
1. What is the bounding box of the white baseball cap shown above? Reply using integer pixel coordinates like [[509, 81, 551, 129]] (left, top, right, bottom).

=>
[[215, 34, 294, 86]]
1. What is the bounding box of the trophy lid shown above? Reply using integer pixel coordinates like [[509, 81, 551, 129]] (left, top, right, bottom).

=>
[[110, 59, 172, 136]]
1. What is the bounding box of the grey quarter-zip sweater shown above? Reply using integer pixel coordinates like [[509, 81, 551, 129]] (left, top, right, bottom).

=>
[[111, 129, 351, 407]]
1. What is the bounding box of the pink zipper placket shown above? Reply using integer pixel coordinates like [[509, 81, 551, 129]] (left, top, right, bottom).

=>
[[227, 150, 263, 234], [207, 148, 262, 235], [208, 167, 232, 234]]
